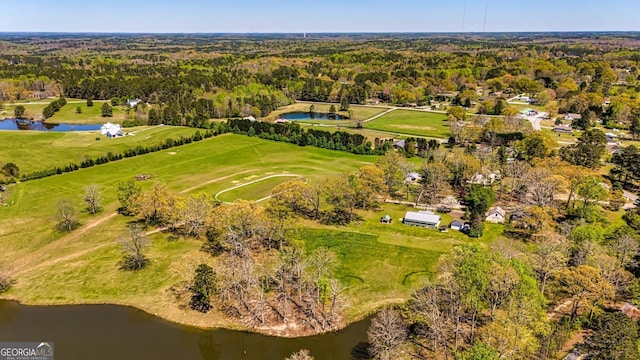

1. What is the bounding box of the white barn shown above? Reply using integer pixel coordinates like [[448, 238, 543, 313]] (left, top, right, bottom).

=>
[[403, 211, 441, 229], [100, 122, 124, 138]]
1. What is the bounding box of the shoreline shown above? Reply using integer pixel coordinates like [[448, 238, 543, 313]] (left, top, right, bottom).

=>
[[0, 294, 381, 338]]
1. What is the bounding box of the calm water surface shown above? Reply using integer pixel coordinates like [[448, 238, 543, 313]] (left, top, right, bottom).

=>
[[0, 300, 371, 360], [0, 119, 101, 131], [279, 112, 348, 121]]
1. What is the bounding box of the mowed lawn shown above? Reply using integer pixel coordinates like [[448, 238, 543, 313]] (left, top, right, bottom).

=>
[[365, 109, 450, 138], [299, 203, 502, 315], [215, 175, 303, 203], [2, 100, 125, 123], [0, 126, 201, 174], [46, 101, 126, 124]]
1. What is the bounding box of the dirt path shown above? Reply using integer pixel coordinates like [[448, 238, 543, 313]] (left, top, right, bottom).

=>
[[12, 212, 119, 275], [12, 171, 268, 276], [362, 107, 397, 123], [15, 218, 172, 276], [548, 298, 574, 321]]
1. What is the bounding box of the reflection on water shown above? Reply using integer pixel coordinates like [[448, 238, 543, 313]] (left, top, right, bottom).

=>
[[280, 112, 349, 121], [0, 300, 371, 360], [0, 119, 101, 132]]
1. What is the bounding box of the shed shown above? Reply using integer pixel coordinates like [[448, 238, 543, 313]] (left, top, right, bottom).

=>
[[450, 220, 464, 231], [380, 215, 392, 224], [403, 211, 441, 229]]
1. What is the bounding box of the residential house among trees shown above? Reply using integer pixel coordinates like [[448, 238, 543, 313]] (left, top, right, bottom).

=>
[[126, 99, 142, 108], [485, 206, 506, 223], [393, 139, 406, 150]]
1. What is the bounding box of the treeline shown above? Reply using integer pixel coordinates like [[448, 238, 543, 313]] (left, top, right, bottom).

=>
[[227, 118, 394, 155], [6, 34, 640, 127], [20, 130, 215, 181], [42, 96, 67, 118]]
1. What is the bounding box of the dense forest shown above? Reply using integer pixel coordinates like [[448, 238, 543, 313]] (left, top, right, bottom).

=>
[[2, 33, 640, 128]]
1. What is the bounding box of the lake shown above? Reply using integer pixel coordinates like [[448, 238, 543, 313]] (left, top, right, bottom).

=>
[[0, 119, 101, 132], [279, 112, 349, 121], [0, 300, 371, 360]]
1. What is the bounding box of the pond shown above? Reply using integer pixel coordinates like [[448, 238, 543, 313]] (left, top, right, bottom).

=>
[[0, 119, 101, 132], [0, 300, 371, 360], [279, 112, 349, 121]]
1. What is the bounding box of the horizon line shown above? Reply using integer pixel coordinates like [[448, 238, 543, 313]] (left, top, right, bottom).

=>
[[0, 30, 640, 35]]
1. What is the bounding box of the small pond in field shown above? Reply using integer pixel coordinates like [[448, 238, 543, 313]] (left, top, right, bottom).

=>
[[279, 112, 349, 121], [0, 118, 101, 132]]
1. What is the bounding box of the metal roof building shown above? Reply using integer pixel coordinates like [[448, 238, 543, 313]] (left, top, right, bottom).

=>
[[403, 211, 441, 229]]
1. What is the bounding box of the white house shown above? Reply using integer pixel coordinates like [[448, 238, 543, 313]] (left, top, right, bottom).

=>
[[405, 172, 421, 183], [100, 122, 124, 138], [485, 206, 507, 224], [470, 172, 499, 186], [127, 99, 142, 108], [402, 211, 441, 229]]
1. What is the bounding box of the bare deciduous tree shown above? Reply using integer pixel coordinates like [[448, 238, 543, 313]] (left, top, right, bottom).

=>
[[506, 161, 531, 200], [367, 308, 407, 360], [301, 182, 324, 220], [119, 224, 150, 271], [286, 349, 314, 360], [530, 233, 568, 294], [56, 199, 79, 232], [84, 184, 103, 214], [526, 168, 565, 207], [179, 193, 213, 237]]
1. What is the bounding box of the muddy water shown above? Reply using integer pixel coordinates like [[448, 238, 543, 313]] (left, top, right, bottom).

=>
[[0, 300, 371, 359]]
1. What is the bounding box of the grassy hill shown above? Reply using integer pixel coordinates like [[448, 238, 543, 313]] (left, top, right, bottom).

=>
[[0, 134, 498, 329]]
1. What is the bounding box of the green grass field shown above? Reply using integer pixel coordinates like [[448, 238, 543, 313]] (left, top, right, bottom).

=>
[[215, 175, 303, 203], [365, 109, 450, 138], [299, 202, 502, 314], [0, 126, 201, 174], [46, 101, 126, 124], [2, 100, 125, 123], [0, 133, 503, 329]]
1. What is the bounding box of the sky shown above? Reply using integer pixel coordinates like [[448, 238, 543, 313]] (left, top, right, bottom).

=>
[[1, 0, 640, 33]]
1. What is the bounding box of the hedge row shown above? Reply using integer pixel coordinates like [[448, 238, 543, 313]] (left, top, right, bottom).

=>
[[21, 130, 215, 181]]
